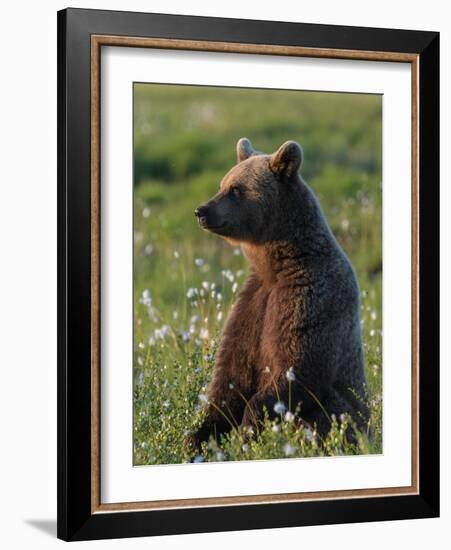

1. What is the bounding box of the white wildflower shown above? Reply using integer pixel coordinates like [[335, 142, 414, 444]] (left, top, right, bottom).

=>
[[186, 288, 197, 299], [285, 411, 295, 423], [138, 290, 158, 322], [217, 311, 223, 322], [142, 207, 151, 218], [198, 393, 209, 404], [232, 282, 238, 293], [286, 368, 296, 382], [283, 443, 296, 456], [341, 219, 350, 231], [274, 401, 286, 415], [199, 327, 209, 340], [194, 258, 205, 267], [137, 371, 144, 386], [222, 269, 234, 282], [139, 289, 152, 307]]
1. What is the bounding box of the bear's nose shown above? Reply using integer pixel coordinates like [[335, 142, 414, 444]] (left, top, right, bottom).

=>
[[194, 207, 207, 225]]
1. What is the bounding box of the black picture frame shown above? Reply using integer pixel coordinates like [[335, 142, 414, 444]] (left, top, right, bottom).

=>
[[57, 7, 439, 541]]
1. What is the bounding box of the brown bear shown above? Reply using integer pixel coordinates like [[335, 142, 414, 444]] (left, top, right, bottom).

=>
[[192, 137, 369, 448]]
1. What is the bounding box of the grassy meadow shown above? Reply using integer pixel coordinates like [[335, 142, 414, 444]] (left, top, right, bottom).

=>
[[133, 84, 383, 465]]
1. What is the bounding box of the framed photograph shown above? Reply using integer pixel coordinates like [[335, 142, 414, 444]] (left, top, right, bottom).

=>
[[57, 8, 439, 541]]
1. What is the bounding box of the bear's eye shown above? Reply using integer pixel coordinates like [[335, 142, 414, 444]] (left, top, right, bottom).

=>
[[230, 186, 242, 199]]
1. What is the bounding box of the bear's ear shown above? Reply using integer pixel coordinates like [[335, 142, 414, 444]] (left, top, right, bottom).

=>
[[270, 141, 303, 179], [236, 137, 254, 163]]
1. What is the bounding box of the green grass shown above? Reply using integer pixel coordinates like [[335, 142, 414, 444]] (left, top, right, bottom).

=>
[[133, 83, 382, 465]]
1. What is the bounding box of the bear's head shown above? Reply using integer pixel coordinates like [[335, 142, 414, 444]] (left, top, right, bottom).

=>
[[195, 138, 303, 244]]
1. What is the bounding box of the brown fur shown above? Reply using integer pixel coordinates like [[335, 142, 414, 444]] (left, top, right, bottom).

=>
[[191, 138, 369, 449]]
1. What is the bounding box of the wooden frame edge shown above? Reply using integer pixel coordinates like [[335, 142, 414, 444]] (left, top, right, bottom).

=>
[[90, 34, 420, 514], [91, 35, 101, 513], [95, 485, 418, 513], [91, 34, 418, 62], [411, 55, 420, 497]]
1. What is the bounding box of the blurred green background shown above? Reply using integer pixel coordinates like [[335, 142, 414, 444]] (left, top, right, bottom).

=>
[[133, 84, 382, 465]]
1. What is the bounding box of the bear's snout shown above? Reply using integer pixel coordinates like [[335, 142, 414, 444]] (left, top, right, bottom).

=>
[[194, 206, 208, 226], [195, 202, 227, 233]]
